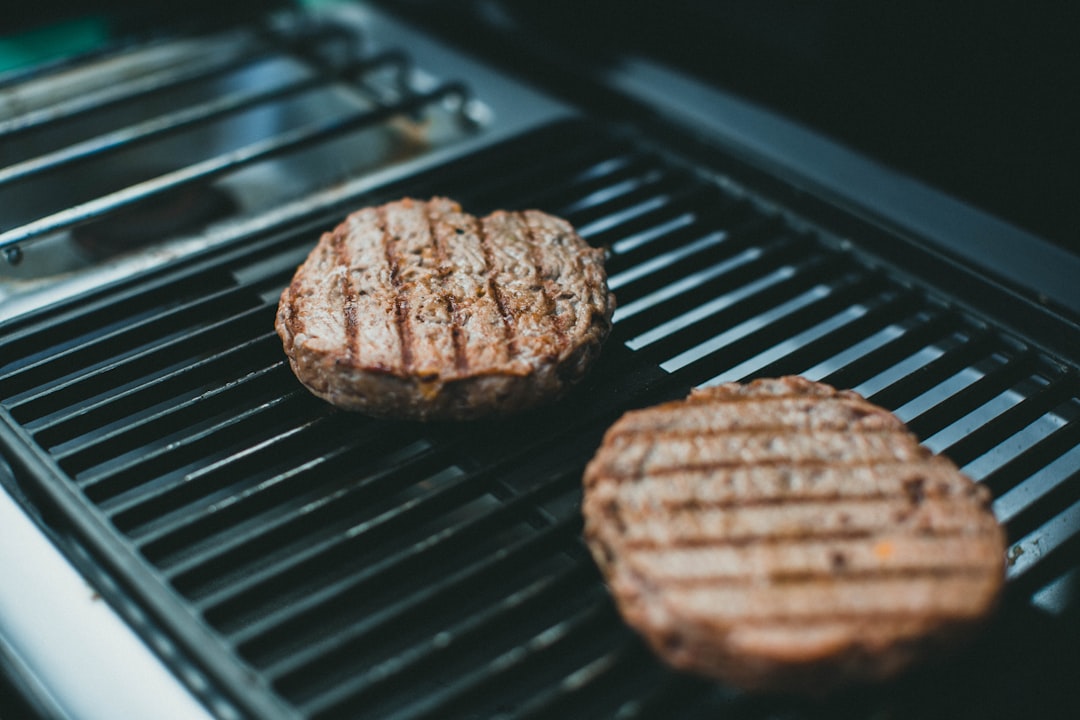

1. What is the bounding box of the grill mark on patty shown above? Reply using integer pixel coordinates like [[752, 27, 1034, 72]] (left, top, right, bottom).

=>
[[624, 565, 1001, 586], [659, 609, 990, 625], [608, 425, 918, 443], [427, 206, 468, 374], [605, 490, 965, 509], [520, 211, 568, 353], [623, 564, 1003, 590], [596, 455, 924, 479], [378, 204, 413, 373], [476, 213, 518, 360], [607, 396, 904, 436], [670, 575, 999, 620], [684, 380, 840, 403], [331, 226, 360, 365], [611, 493, 993, 536], [697, 615, 984, 630], [626, 533, 1001, 569], [595, 429, 925, 478], [587, 462, 971, 501], [682, 392, 845, 405], [590, 461, 961, 492], [614, 522, 997, 548]]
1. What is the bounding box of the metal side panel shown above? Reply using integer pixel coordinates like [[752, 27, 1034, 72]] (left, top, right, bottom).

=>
[[0, 474, 217, 720]]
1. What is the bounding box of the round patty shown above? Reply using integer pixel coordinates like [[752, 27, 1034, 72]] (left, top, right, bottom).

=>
[[276, 197, 614, 421], [582, 376, 1006, 695]]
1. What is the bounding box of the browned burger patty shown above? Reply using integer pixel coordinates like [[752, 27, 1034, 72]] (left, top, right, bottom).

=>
[[582, 376, 1006, 695], [276, 197, 614, 421]]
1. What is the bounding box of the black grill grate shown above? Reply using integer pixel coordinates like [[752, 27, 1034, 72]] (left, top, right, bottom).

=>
[[2, 119, 1079, 719]]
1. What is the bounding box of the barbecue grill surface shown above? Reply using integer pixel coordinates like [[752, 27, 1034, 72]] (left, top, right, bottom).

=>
[[2, 9, 1080, 720]]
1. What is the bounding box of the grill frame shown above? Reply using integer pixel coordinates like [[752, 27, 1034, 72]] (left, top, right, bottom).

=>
[[3, 103, 1080, 720]]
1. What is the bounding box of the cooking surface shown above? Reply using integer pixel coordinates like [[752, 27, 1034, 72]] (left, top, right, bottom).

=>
[[3, 117, 1079, 718], [2, 4, 1080, 719]]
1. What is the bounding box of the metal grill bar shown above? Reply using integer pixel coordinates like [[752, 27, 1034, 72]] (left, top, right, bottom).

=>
[[27, 298, 273, 438], [255, 477, 581, 682], [0, 22, 351, 138], [508, 639, 660, 720], [57, 356, 290, 479], [237, 512, 578, 667], [610, 216, 787, 304], [0, 51, 410, 186], [695, 285, 887, 384], [424, 139, 636, 214], [5, 294, 267, 423], [29, 331, 281, 448], [293, 561, 596, 718], [0, 44, 259, 139], [669, 270, 876, 383], [599, 674, 713, 720], [0, 265, 230, 365], [946, 391, 1066, 475], [866, 328, 997, 408], [905, 350, 1037, 441], [817, 309, 958, 389], [612, 223, 803, 334], [77, 373, 310, 500], [745, 288, 917, 380], [1007, 496, 1080, 592], [986, 400, 1080, 501], [107, 410, 342, 534], [953, 385, 1075, 480], [132, 427, 402, 559], [183, 453, 479, 608], [167, 439, 443, 603], [998, 443, 1080, 537], [0, 83, 471, 252], [371, 600, 619, 720]]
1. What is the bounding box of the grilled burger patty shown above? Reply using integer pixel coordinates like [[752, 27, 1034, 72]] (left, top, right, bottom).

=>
[[582, 376, 1006, 695], [276, 197, 614, 420]]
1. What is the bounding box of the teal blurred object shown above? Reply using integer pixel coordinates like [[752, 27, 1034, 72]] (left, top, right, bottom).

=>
[[0, 1, 345, 75], [0, 17, 112, 73]]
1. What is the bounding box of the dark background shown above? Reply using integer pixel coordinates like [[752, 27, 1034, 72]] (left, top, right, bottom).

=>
[[375, 0, 1080, 255]]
